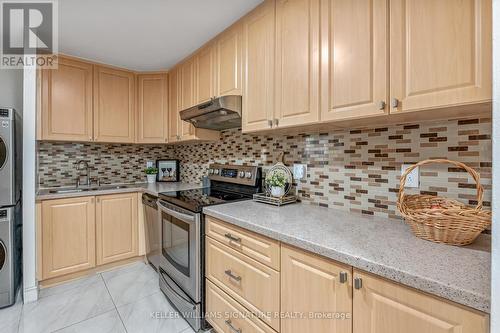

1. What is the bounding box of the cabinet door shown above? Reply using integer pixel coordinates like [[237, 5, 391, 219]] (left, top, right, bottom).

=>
[[41, 197, 95, 279], [281, 244, 352, 333], [353, 270, 489, 333], [136, 73, 168, 143], [242, 0, 275, 132], [180, 59, 196, 140], [390, 0, 492, 113], [275, 0, 320, 128], [216, 24, 242, 97], [94, 66, 136, 143], [41, 56, 93, 141], [321, 0, 388, 121], [196, 44, 216, 104], [96, 193, 138, 265], [168, 67, 180, 142]]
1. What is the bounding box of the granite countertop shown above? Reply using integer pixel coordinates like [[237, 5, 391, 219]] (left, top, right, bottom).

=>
[[36, 182, 204, 201], [203, 201, 491, 313]]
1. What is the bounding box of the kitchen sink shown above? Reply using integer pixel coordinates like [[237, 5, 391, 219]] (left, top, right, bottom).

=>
[[48, 188, 84, 194], [47, 184, 136, 194]]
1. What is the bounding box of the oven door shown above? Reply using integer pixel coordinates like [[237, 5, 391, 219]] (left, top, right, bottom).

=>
[[157, 200, 200, 302]]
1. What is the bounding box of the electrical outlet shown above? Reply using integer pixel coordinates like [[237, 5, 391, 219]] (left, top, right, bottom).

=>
[[401, 164, 419, 188], [293, 164, 307, 180]]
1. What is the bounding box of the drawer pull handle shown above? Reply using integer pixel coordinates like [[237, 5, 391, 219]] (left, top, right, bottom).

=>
[[225, 270, 242, 282], [225, 319, 242, 333], [224, 233, 242, 243], [339, 271, 348, 284]]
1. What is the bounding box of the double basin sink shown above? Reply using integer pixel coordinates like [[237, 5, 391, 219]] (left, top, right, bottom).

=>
[[48, 184, 137, 194]]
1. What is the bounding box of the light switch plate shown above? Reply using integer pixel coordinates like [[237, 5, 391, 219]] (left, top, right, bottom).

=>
[[293, 164, 307, 180], [401, 164, 419, 188]]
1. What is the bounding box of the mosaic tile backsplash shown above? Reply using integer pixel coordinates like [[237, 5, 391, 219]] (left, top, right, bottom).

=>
[[38, 117, 492, 219], [37, 143, 175, 187]]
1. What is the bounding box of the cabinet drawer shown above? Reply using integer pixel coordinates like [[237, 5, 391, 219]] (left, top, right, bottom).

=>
[[206, 216, 280, 270], [206, 237, 280, 331], [206, 279, 276, 333]]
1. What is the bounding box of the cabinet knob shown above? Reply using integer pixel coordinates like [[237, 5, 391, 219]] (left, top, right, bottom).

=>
[[268, 120, 273, 128], [354, 277, 363, 290], [378, 101, 386, 110], [391, 98, 400, 108], [339, 271, 348, 284]]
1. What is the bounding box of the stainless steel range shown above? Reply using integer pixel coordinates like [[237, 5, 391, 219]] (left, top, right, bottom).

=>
[[157, 164, 262, 332]]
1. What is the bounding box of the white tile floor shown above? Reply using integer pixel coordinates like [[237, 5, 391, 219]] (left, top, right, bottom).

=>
[[0, 261, 196, 333]]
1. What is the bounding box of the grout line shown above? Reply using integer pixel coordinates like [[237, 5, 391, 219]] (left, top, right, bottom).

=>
[[50, 309, 118, 333], [101, 273, 129, 333]]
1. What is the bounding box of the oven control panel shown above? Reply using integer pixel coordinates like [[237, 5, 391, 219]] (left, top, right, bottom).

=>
[[208, 164, 261, 187]]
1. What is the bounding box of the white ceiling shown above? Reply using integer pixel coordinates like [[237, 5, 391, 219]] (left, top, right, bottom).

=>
[[59, 0, 263, 71]]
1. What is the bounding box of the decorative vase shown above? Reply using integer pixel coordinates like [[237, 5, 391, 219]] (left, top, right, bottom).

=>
[[271, 186, 285, 197], [147, 174, 157, 183]]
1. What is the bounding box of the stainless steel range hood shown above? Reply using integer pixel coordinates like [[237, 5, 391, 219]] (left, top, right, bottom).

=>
[[180, 95, 242, 130]]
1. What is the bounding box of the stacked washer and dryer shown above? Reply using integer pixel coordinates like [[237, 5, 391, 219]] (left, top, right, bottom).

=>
[[0, 107, 22, 308]]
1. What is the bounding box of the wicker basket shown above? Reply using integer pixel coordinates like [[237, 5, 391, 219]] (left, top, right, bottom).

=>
[[397, 159, 491, 246]]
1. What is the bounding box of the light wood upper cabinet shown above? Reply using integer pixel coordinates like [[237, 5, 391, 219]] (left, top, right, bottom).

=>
[[94, 66, 136, 143], [136, 73, 169, 143], [41, 196, 96, 279], [96, 193, 138, 265], [216, 23, 242, 97], [180, 58, 196, 140], [168, 67, 180, 142], [321, 0, 389, 121], [390, 0, 492, 113], [41, 56, 93, 141], [242, 0, 275, 132], [281, 244, 353, 333], [353, 270, 489, 333], [275, 0, 321, 128], [195, 44, 216, 104]]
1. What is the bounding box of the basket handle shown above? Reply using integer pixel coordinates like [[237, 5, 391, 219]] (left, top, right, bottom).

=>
[[397, 159, 484, 210]]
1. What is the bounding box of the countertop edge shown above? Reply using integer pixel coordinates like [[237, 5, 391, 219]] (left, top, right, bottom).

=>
[[36, 182, 203, 201], [203, 208, 490, 314]]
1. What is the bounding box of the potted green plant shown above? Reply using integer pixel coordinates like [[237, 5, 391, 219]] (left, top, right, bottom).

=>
[[144, 167, 158, 183], [266, 171, 287, 197]]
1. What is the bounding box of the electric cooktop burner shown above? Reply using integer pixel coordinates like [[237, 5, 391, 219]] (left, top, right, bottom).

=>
[[159, 187, 251, 213], [159, 164, 262, 212]]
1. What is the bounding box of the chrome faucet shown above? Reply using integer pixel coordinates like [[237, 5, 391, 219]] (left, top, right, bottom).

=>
[[75, 160, 91, 187]]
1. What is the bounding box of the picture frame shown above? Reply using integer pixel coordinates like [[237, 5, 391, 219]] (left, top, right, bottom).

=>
[[156, 159, 180, 182]]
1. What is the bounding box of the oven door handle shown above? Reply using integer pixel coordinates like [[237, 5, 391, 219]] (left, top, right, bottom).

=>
[[158, 200, 196, 223]]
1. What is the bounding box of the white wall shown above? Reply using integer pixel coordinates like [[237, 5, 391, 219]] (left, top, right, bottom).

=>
[[492, 0, 499, 330], [22, 64, 38, 302], [0, 70, 23, 112]]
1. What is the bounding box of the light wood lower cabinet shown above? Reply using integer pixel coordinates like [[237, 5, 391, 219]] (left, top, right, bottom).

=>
[[205, 220, 489, 333], [206, 237, 280, 331], [96, 193, 138, 265], [41, 196, 96, 279], [206, 216, 280, 270], [206, 280, 276, 333], [281, 244, 352, 333], [353, 270, 489, 333]]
